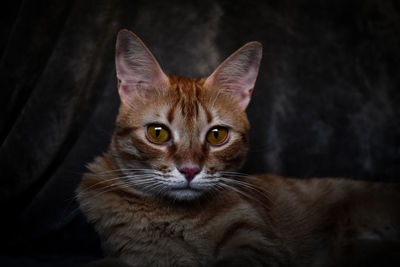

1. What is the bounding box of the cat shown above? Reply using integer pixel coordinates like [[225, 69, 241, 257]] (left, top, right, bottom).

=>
[[76, 29, 400, 267]]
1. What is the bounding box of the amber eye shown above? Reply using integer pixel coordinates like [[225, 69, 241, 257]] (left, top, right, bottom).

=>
[[146, 125, 171, 144], [206, 127, 229, 146]]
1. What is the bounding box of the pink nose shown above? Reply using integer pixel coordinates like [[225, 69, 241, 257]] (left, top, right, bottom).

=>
[[179, 167, 201, 182]]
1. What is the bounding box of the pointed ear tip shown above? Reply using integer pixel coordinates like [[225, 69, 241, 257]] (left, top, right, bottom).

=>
[[116, 30, 146, 54], [240, 42, 263, 59], [117, 29, 134, 40], [250, 41, 263, 47], [246, 41, 263, 51], [117, 29, 143, 43], [118, 28, 130, 33]]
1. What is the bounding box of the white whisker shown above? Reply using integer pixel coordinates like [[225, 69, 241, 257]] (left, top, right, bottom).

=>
[[219, 182, 270, 210], [79, 174, 156, 194], [219, 177, 271, 201]]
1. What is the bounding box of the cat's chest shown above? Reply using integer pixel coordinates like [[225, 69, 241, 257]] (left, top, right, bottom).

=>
[[125, 199, 267, 250], [120, 207, 217, 263], [130, 208, 208, 242], [136, 217, 188, 240]]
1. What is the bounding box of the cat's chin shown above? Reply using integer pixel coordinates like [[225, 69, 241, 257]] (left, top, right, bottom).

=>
[[164, 188, 205, 201]]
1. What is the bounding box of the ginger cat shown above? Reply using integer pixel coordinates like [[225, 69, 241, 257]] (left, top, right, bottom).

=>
[[76, 30, 400, 267]]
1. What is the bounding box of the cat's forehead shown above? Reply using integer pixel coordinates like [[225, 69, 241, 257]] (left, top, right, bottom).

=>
[[167, 76, 207, 102], [166, 75, 236, 111], [164, 76, 249, 133], [165, 76, 212, 126], [118, 75, 248, 131]]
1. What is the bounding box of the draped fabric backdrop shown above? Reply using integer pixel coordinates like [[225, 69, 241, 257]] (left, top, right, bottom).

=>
[[1, 0, 399, 266]]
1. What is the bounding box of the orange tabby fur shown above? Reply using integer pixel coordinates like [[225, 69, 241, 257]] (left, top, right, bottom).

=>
[[76, 30, 400, 267]]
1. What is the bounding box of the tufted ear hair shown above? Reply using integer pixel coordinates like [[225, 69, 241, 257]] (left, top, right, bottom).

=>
[[204, 42, 263, 110], [115, 30, 169, 104]]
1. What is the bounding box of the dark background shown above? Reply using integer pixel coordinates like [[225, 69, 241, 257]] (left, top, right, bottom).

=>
[[1, 0, 399, 266]]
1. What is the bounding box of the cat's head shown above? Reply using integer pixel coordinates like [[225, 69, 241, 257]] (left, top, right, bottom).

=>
[[111, 30, 262, 201]]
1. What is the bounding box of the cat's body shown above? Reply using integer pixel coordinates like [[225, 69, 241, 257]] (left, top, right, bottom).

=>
[[79, 156, 400, 267], [76, 30, 400, 266]]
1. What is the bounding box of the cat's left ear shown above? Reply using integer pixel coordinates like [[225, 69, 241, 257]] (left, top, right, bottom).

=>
[[204, 42, 262, 110], [115, 30, 169, 104]]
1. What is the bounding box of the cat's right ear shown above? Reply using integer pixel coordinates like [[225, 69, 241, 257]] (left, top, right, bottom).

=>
[[115, 30, 169, 104]]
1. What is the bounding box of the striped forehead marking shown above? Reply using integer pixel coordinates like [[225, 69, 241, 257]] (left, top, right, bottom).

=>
[[166, 76, 212, 124]]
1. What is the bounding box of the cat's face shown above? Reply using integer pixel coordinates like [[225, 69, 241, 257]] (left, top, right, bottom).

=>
[[111, 30, 262, 201]]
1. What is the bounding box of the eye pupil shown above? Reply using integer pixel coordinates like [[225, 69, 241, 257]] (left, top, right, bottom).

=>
[[213, 129, 219, 139], [155, 127, 161, 137]]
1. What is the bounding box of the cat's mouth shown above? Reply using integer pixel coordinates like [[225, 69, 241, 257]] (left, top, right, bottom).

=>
[[167, 187, 203, 200], [169, 181, 203, 191], [164, 181, 209, 200]]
